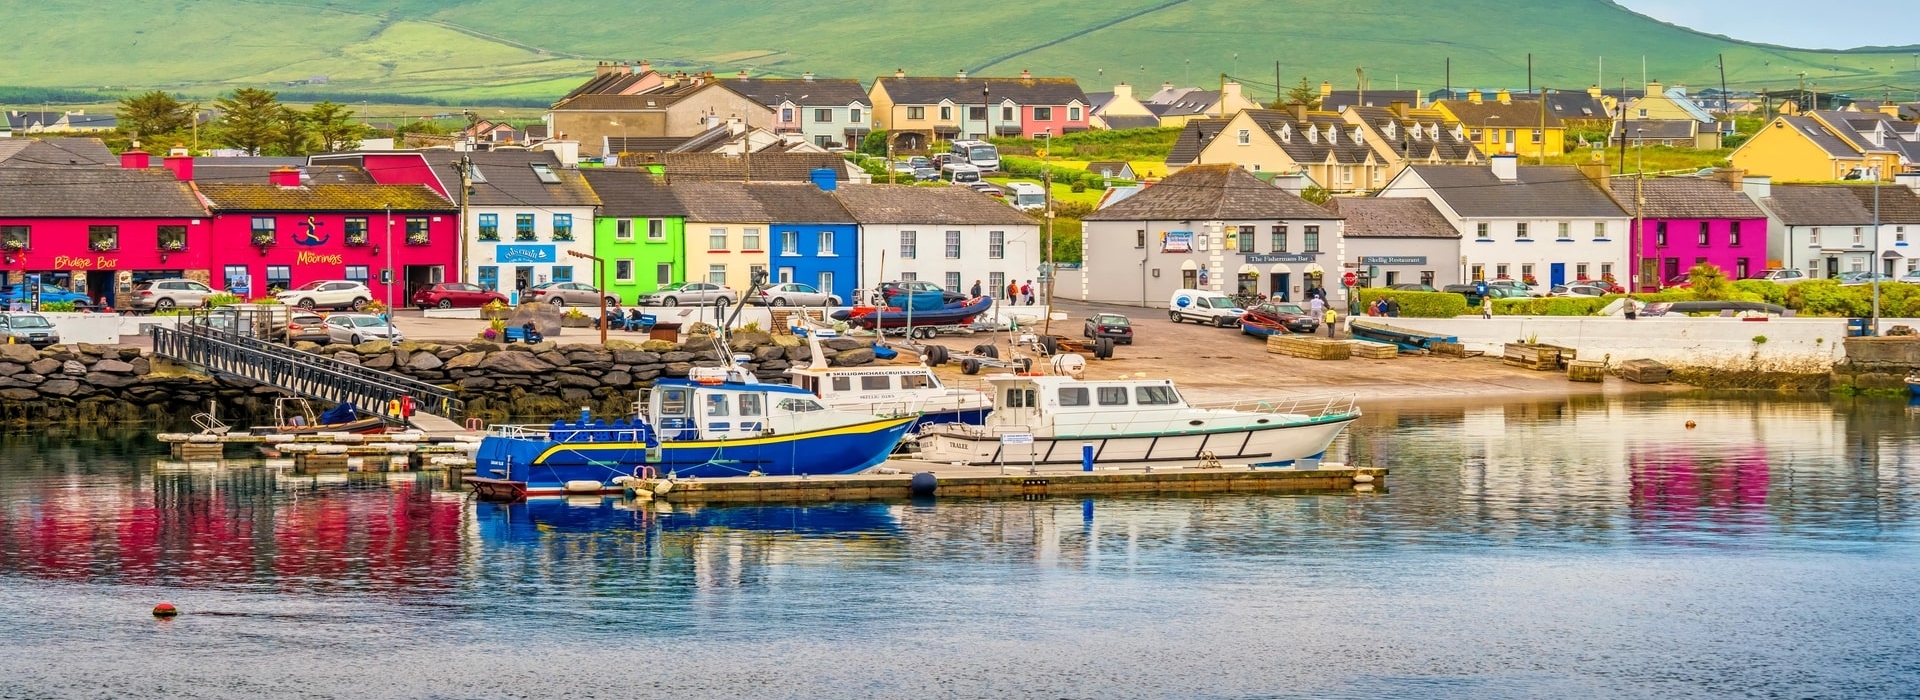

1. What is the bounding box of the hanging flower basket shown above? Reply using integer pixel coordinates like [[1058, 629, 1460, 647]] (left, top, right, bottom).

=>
[[345, 232, 369, 246], [159, 239, 187, 252], [2, 239, 25, 252], [252, 234, 276, 247]]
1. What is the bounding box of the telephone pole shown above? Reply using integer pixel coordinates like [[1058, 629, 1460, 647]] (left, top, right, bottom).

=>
[[458, 155, 472, 285]]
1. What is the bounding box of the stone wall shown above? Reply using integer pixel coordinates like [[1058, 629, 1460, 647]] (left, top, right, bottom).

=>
[[0, 332, 885, 425], [1832, 336, 1920, 393]]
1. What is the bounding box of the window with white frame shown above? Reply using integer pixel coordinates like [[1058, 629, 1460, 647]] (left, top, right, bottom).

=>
[[1476, 222, 1490, 240], [1853, 227, 1863, 246], [1237, 129, 1250, 145], [907, 106, 925, 120], [1033, 107, 1053, 121], [900, 231, 917, 258], [901, 271, 917, 282], [814, 108, 832, 122], [1601, 263, 1613, 276], [989, 231, 1004, 259], [1898, 225, 1907, 243], [709, 228, 727, 251], [708, 265, 727, 285], [1558, 222, 1571, 240], [1496, 264, 1509, 278], [1698, 221, 1711, 246], [1516, 222, 1530, 239], [818, 230, 835, 255], [850, 108, 863, 123], [945, 231, 961, 258], [616, 219, 634, 241], [781, 107, 794, 122], [1068, 106, 1081, 121], [944, 271, 961, 292], [647, 219, 665, 241], [989, 271, 1005, 295], [1471, 264, 1484, 281], [1136, 230, 1146, 249], [742, 228, 762, 251], [781, 230, 799, 255], [1521, 263, 1534, 279], [939, 105, 952, 120], [818, 271, 834, 296], [1575, 263, 1588, 279], [1593, 222, 1606, 239], [615, 259, 635, 283]]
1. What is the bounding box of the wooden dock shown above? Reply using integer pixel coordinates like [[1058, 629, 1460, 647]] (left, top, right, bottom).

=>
[[629, 461, 1386, 504], [157, 431, 481, 469]]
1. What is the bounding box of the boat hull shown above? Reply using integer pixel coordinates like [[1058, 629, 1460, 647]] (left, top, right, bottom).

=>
[[916, 413, 1356, 466], [831, 297, 993, 329]]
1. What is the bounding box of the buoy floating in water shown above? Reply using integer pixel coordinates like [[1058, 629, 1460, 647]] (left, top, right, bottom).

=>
[[1686, 421, 1698, 429], [152, 602, 179, 618]]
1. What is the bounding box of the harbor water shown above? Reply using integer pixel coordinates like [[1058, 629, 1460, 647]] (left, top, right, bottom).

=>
[[1, 394, 1917, 698]]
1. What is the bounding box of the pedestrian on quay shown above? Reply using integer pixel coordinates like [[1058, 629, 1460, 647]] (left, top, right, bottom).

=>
[[970, 279, 983, 299], [1324, 307, 1339, 338], [1022, 280, 1035, 305], [1481, 295, 1493, 319], [1007, 279, 1020, 300], [1385, 296, 1401, 318], [1308, 294, 1326, 319], [1624, 296, 1639, 320]]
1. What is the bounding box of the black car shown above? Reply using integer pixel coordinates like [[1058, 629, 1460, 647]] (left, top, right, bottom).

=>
[[1388, 283, 1436, 293], [1443, 284, 1528, 306], [1082, 313, 1133, 344]]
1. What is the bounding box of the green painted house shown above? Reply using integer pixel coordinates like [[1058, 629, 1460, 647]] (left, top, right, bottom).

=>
[[581, 168, 688, 303]]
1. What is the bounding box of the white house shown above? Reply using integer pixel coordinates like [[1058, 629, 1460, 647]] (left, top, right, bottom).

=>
[[830, 184, 1040, 301], [722, 75, 874, 149], [1377, 156, 1629, 287], [1758, 175, 1920, 280], [424, 151, 601, 296]]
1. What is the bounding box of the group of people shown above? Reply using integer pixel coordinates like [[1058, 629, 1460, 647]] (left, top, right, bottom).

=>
[[970, 279, 1040, 305], [1366, 297, 1402, 317], [596, 302, 651, 331]]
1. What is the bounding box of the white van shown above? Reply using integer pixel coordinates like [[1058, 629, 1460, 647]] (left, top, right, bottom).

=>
[[941, 162, 982, 183], [950, 140, 1000, 171], [1167, 289, 1245, 327], [1005, 182, 1046, 210]]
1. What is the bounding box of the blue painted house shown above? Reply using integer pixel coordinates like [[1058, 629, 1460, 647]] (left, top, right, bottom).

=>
[[756, 173, 857, 302]]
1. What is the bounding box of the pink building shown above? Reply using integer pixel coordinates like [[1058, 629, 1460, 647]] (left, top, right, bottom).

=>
[[1611, 175, 1770, 290], [0, 151, 210, 306], [193, 166, 459, 304]]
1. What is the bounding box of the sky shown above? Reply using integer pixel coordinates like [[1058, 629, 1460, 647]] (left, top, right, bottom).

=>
[[1615, 0, 1918, 50]]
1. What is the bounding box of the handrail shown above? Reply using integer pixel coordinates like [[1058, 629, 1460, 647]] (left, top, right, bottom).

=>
[[150, 315, 464, 420]]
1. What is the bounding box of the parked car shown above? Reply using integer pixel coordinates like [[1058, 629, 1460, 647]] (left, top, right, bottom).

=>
[[965, 182, 1004, 197], [1902, 270, 1920, 284], [1550, 284, 1609, 297], [323, 313, 403, 345], [1758, 268, 1809, 284], [911, 167, 939, 182], [637, 282, 736, 307], [276, 280, 373, 311], [1839, 271, 1897, 286], [1444, 284, 1529, 306], [941, 162, 982, 183], [1248, 302, 1320, 333], [530, 281, 618, 307], [0, 283, 90, 307], [1485, 279, 1546, 297], [1662, 274, 1693, 290], [412, 282, 508, 309], [755, 282, 840, 307], [1387, 283, 1436, 293], [1167, 289, 1245, 327], [878, 280, 967, 304], [1082, 313, 1134, 344], [127, 278, 218, 312], [0, 312, 60, 348], [285, 311, 330, 344]]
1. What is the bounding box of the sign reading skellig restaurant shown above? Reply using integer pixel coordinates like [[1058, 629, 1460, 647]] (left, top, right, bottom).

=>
[[1359, 256, 1428, 265]]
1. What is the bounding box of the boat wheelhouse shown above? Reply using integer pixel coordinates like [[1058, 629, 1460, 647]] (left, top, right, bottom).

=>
[[785, 326, 992, 430]]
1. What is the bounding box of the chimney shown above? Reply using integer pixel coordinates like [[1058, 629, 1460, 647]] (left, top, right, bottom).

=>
[[1319, 81, 1332, 98], [1495, 89, 1511, 105], [1270, 170, 1307, 194], [1288, 101, 1307, 123], [1741, 175, 1772, 201], [1020, 69, 1032, 80], [802, 71, 814, 82], [1389, 100, 1410, 118], [596, 61, 612, 77], [1646, 80, 1663, 95], [119, 150, 150, 170], [162, 153, 193, 181], [269, 167, 301, 188], [1490, 153, 1517, 181], [1896, 172, 1920, 193], [810, 167, 838, 191], [1578, 163, 1607, 183], [1712, 168, 1747, 191], [1672, 83, 1686, 95], [637, 60, 652, 74], [895, 68, 906, 79], [1467, 90, 1483, 104], [1114, 83, 1132, 99], [1588, 85, 1603, 99], [956, 69, 967, 79], [1161, 81, 1174, 92], [1222, 81, 1242, 106], [1880, 103, 1902, 117]]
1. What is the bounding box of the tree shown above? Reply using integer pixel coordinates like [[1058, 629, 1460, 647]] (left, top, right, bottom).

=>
[[117, 91, 192, 145], [1298, 185, 1333, 205], [859, 130, 888, 157], [307, 101, 367, 153], [213, 88, 283, 156], [269, 106, 310, 156], [1688, 262, 1732, 300], [1270, 77, 1322, 110]]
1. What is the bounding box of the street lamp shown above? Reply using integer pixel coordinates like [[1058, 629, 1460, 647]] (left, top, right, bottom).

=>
[[567, 249, 608, 344], [384, 204, 396, 342]]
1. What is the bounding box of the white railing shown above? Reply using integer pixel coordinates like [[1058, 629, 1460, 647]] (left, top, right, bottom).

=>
[[1184, 393, 1359, 419], [918, 392, 1359, 441]]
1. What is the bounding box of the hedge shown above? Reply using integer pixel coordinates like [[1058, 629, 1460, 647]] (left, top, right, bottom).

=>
[[1355, 289, 1469, 318], [1366, 279, 1919, 318]]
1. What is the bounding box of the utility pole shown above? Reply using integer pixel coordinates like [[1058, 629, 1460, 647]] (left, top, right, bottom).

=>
[[458, 155, 473, 285], [1717, 54, 1729, 123], [1872, 171, 1882, 334], [1042, 130, 1055, 336], [1537, 83, 1547, 165], [1218, 73, 1228, 119], [1526, 53, 1532, 96]]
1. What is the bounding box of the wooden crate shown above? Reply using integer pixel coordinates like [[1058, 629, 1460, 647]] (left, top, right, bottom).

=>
[[1619, 358, 1670, 384], [1502, 343, 1561, 371], [1430, 341, 1466, 357], [1348, 340, 1399, 359], [1567, 359, 1607, 383], [1267, 335, 1351, 360]]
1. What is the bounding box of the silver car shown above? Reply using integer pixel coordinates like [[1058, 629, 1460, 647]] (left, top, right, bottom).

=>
[[128, 278, 217, 311], [323, 313, 403, 345], [755, 282, 841, 307], [530, 281, 618, 307], [637, 282, 736, 307], [0, 312, 60, 348]]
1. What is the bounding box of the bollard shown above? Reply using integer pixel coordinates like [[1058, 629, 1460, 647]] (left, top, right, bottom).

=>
[[1082, 443, 1094, 472]]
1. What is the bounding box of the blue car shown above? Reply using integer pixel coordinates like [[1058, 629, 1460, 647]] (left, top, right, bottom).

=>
[[0, 284, 91, 306]]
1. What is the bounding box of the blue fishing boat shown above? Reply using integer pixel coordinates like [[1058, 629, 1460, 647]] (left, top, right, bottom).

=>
[[1908, 374, 1920, 396], [475, 497, 900, 544], [468, 367, 915, 499]]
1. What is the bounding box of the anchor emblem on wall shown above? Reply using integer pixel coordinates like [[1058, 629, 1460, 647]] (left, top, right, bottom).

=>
[[295, 216, 329, 247]]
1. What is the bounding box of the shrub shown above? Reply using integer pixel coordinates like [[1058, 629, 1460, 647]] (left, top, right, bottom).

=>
[[1355, 289, 1469, 318], [38, 301, 77, 312], [1069, 181, 1087, 193], [1730, 279, 1786, 305], [204, 292, 242, 307], [1752, 335, 1768, 344], [1786, 280, 1866, 317]]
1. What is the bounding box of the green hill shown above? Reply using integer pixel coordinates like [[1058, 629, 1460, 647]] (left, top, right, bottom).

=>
[[3, 0, 1915, 105]]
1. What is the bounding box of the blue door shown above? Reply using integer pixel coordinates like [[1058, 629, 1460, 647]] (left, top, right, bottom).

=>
[[1549, 263, 1566, 287]]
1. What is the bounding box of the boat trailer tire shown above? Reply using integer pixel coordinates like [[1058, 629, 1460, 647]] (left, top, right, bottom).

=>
[[1094, 337, 1115, 360], [973, 343, 999, 359], [924, 344, 949, 366], [961, 358, 981, 375], [1039, 336, 1058, 356], [1016, 357, 1033, 373]]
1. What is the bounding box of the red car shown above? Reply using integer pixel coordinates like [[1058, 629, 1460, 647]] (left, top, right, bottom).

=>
[[412, 282, 508, 309]]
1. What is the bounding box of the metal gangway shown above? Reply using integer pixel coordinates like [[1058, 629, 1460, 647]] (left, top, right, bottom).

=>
[[150, 309, 465, 428]]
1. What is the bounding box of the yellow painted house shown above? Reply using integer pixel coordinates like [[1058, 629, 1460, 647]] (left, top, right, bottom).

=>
[[1176, 102, 1480, 192], [1622, 81, 1714, 123], [1730, 111, 1917, 182], [1433, 90, 1565, 158]]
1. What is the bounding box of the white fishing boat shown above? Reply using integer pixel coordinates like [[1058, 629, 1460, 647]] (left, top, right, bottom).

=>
[[785, 325, 993, 430], [915, 374, 1359, 466]]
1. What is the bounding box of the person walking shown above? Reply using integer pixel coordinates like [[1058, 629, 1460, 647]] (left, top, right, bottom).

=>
[[1324, 306, 1339, 338], [1022, 280, 1035, 305], [1007, 279, 1020, 300], [1308, 294, 1326, 319], [970, 279, 983, 299], [1481, 295, 1493, 319], [1385, 296, 1401, 318], [1623, 296, 1639, 320]]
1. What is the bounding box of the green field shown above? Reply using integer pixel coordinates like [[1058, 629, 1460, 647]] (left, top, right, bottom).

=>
[[3, 0, 1917, 105]]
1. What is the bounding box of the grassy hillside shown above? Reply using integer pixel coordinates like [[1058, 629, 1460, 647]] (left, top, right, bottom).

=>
[[3, 0, 1915, 105]]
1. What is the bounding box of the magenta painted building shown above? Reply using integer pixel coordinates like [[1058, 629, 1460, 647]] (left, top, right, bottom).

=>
[[194, 166, 459, 304], [1610, 177, 1770, 290], [0, 151, 211, 306]]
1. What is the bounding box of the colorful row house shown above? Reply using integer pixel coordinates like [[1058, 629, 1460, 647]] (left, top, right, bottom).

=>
[[580, 167, 687, 302], [1609, 173, 1769, 289], [0, 151, 208, 305]]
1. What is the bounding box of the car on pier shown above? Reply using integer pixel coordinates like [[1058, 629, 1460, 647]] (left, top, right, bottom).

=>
[[284, 311, 330, 344], [323, 313, 403, 345], [411, 282, 508, 309], [275, 280, 373, 311], [0, 312, 60, 348], [636, 282, 736, 307], [127, 278, 218, 312]]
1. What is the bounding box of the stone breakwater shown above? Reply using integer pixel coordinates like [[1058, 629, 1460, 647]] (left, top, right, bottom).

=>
[[0, 332, 884, 425]]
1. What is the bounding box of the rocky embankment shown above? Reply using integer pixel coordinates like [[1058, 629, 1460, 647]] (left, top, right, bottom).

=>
[[0, 332, 882, 425]]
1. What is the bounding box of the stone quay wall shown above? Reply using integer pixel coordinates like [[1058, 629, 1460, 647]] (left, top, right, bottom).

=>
[[0, 332, 884, 425]]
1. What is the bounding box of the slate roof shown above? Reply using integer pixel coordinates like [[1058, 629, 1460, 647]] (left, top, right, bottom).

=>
[[720, 77, 870, 107], [1085, 92, 1114, 112], [1613, 120, 1698, 140], [1436, 99, 1563, 128], [1777, 115, 1861, 159], [874, 76, 1088, 106], [1407, 165, 1626, 218], [193, 160, 374, 185], [1763, 185, 1875, 225], [1085, 161, 1135, 179], [1812, 110, 1920, 161], [1084, 164, 1335, 221], [579, 168, 688, 217], [1320, 90, 1421, 112], [1166, 120, 1227, 166], [670, 181, 852, 223], [1608, 178, 1766, 220], [420, 150, 600, 208], [831, 184, 1038, 226], [609, 136, 691, 155], [560, 68, 658, 102], [1241, 109, 1374, 166], [1542, 92, 1610, 120], [196, 183, 454, 212], [1322, 198, 1456, 238], [1346, 106, 1478, 162], [0, 138, 116, 167], [0, 168, 206, 217], [1099, 115, 1162, 130], [1149, 90, 1222, 118], [1841, 185, 1920, 224], [662, 152, 852, 182]]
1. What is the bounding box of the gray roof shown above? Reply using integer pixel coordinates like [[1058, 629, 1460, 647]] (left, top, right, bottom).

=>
[[1407, 165, 1627, 218], [0, 167, 206, 217], [1321, 90, 1420, 112], [1776, 116, 1860, 159], [579, 168, 689, 217], [662, 152, 853, 182], [1435, 99, 1563, 128], [1241, 109, 1375, 166], [671, 181, 851, 223], [1166, 120, 1229, 166], [1812, 110, 1920, 161], [1608, 178, 1766, 220], [1322, 198, 1457, 238], [1762, 185, 1874, 226], [1099, 115, 1162, 130], [0, 138, 116, 167], [874, 76, 1088, 107], [720, 77, 870, 108], [1345, 106, 1478, 162], [1149, 90, 1222, 117], [193, 160, 373, 185], [1084, 161, 1135, 179], [831, 184, 1038, 226], [1542, 92, 1611, 120], [1084, 164, 1334, 222], [1614, 120, 1698, 140], [421, 150, 600, 208]]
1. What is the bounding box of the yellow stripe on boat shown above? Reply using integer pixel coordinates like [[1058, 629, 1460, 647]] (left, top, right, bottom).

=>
[[530, 415, 916, 464]]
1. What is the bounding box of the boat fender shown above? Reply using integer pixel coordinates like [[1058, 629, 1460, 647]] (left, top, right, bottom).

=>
[[653, 480, 674, 495], [910, 472, 938, 496], [1352, 473, 1375, 483], [563, 480, 604, 494], [1354, 483, 1376, 493]]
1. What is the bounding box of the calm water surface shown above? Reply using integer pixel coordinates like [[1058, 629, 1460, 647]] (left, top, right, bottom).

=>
[[2, 394, 1917, 699]]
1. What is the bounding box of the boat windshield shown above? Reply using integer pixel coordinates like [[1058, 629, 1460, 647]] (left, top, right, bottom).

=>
[[777, 397, 825, 412], [1134, 385, 1180, 405]]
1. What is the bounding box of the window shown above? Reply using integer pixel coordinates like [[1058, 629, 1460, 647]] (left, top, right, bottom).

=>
[[343, 218, 368, 246], [1237, 129, 1251, 145], [406, 217, 430, 245], [478, 213, 499, 241], [850, 108, 863, 124], [647, 219, 665, 241], [1471, 264, 1485, 281], [945, 231, 961, 258], [156, 226, 186, 252], [1575, 263, 1588, 279], [907, 106, 925, 120], [344, 265, 369, 284], [222, 265, 249, 291], [612, 219, 635, 241], [781, 230, 799, 255], [815, 108, 833, 122], [1558, 222, 1571, 240], [1270, 225, 1287, 251], [656, 263, 672, 286], [818, 230, 835, 255], [1530, 129, 1543, 142], [1515, 222, 1529, 240], [0, 225, 28, 251], [739, 393, 764, 417], [1664, 258, 1681, 280], [1338, 166, 1354, 184], [1303, 225, 1320, 253], [1897, 226, 1907, 244], [815, 135, 832, 147], [901, 272, 917, 282], [781, 107, 794, 122], [989, 272, 1005, 296], [515, 214, 536, 241], [1005, 387, 1038, 408], [478, 266, 498, 291], [250, 217, 276, 246], [87, 225, 118, 252], [1097, 386, 1128, 406], [945, 272, 962, 293], [709, 228, 728, 251], [900, 231, 917, 259], [989, 230, 1005, 259], [1600, 263, 1613, 277], [705, 394, 729, 417], [1468, 128, 1482, 140], [1698, 221, 1710, 246], [749, 264, 765, 285], [1638, 108, 1648, 118], [1134, 385, 1179, 405], [1476, 223, 1490, 240], [551, 266, 572, 283], [547, 214, 571, 241], [1001, 106, 1013, 121], [1496, 264, 1509, 278], [265, 265, 292, 292], [1068, 106, 1081, 121], [1853, 227, 1863, 246], [939, 106, 952, 120], [861, 375, 891, 391], [708, 264, 727, 285], [777, 268, 793, 283], [1521, 263, 1534, 279], [1656, 221, 1668, 247], [615, 259, 634, 283], [1736, 258, 1750, 279], [818, 271, 834, 296], [1593, 222, 1606, 239], [1033, 107, 1053, 121], [1237, 225, 1255, 252], [1730, 221, 1743, 246], [967, 106, 986, 121], [1058, 387, 1090, 407], [1137, 230, 1147, 249], [1851, 259, 1866, 273], [742, 228, 761, 251], [1811, 227, 1822, 247]]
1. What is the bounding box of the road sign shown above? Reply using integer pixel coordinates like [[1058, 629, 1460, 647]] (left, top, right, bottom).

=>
[[1035, 148, 1049, 158], [1342, 271, 1358, 287], [1001, 433, 1035, 445]]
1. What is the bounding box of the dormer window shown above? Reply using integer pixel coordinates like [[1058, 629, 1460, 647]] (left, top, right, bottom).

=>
[[1277, 123, 1292, 142], [1307, 126, 1319, 144]]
